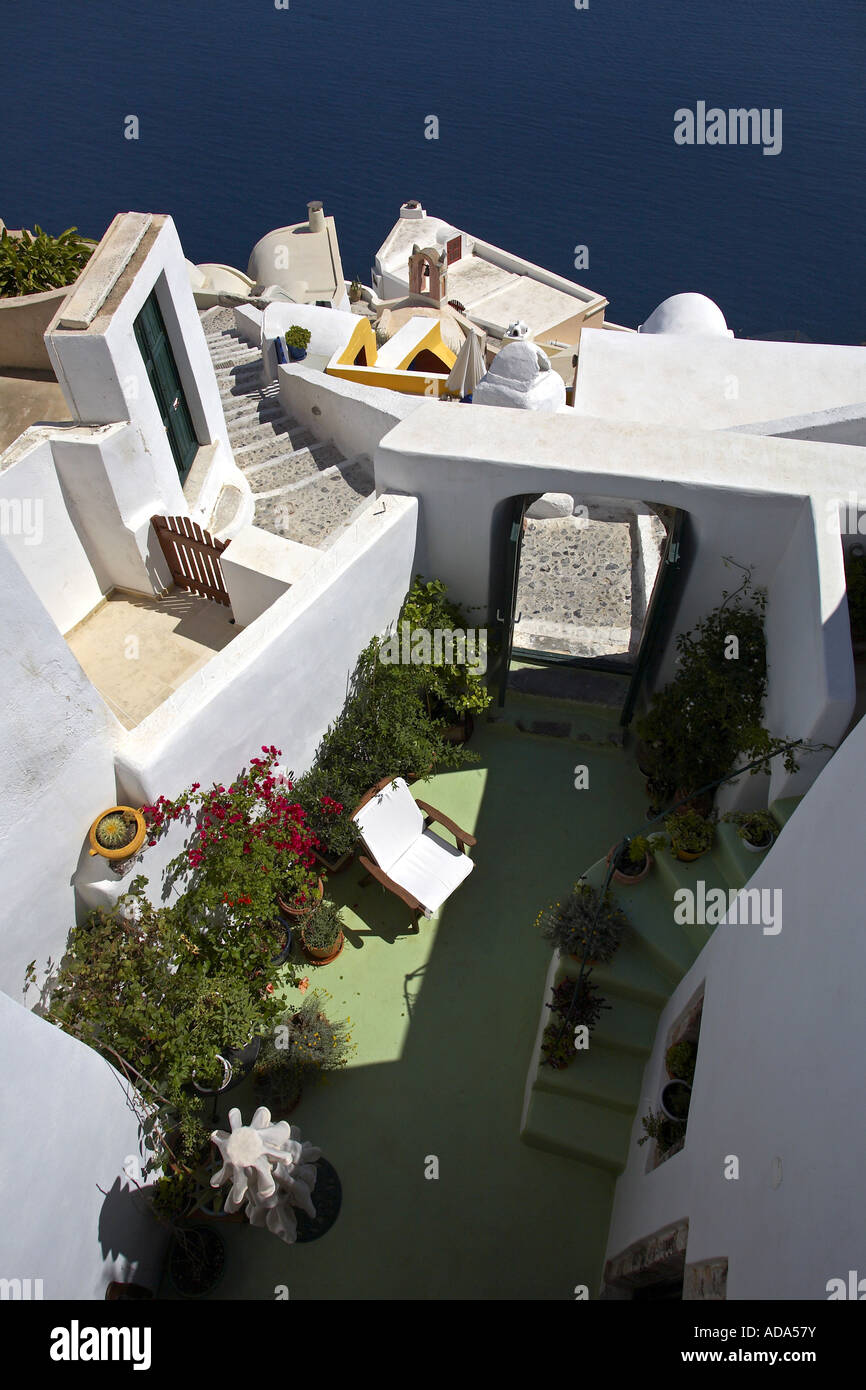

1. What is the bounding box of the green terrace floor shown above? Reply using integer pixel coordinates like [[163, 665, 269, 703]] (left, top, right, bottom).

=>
[[176, 692, 653, 1301]]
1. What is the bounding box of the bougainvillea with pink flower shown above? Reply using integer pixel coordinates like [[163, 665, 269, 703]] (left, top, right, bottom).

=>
[[144, 747, 321, 947]]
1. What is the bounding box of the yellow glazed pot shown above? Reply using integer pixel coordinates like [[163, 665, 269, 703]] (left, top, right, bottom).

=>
[[88, 806, 147, 860]]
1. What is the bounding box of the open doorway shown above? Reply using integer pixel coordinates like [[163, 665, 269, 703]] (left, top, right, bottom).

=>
[[496, 493, 687, 724]]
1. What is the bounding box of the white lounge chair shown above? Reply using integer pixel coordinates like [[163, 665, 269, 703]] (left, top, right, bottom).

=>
[[352, 776, 476, 920]]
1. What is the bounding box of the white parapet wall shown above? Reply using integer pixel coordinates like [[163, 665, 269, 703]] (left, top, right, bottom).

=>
[[0, 993, 168, 1298], [603, 707, 866, 1298], [221, 524, 319, 628], [277, 361, 420, 457]]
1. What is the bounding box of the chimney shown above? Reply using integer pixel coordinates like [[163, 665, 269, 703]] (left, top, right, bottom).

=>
[[307, 201, 325, 233]]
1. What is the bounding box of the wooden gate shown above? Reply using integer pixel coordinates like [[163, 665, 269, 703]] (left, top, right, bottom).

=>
[[151, 515, 231, 606]]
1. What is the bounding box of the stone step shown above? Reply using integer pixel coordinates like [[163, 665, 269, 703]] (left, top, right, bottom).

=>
[[246, 445, 348, 496], [533, 1037, 649, 1115], [558, 929, 673, 1009], [253, 459, 374, 549], [581, 857, 695, 984], [590, 991, 660, 1060], [231, 424, 314, 463], [222, 397, 286, 426], [520, 1088, 632, 1173]]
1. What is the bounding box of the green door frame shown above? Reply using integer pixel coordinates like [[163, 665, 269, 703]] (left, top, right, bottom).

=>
[[496, 494, 530, 707], [134, 290, 198, 485], [498, 496, 688, 724]]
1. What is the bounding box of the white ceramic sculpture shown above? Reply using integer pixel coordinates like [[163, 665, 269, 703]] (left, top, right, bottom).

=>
[[211, 1106, 321, 1245]]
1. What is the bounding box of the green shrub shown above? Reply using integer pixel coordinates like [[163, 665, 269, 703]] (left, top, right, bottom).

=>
[[638, 1107, 684, 1152], [664, 808, 715, 856], [636, 563, 801, 796], [42, 876, 282, 1172], [0, 224, 93, 297], [665, 1040, 697, 1086], [285, 325, 312, 351]]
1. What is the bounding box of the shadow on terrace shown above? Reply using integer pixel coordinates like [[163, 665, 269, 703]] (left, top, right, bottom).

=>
[[181, 700, 647, 1301]]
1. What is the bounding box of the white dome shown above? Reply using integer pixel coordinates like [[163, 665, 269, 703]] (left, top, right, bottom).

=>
[[639, 293, 731, 337]]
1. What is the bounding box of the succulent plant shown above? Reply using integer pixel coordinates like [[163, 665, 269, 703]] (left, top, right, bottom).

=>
[[96, 811, 136, 849]]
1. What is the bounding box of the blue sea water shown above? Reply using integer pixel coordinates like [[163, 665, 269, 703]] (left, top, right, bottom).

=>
[[1, 0, 863, 341]]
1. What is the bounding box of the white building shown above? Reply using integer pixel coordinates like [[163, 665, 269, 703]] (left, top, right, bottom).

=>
[[372, 201, 608, 351], [2, 206, 866, 1301]]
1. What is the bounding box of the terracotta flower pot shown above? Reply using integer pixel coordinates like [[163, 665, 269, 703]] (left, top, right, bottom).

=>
[[607, 845, 652, 885], [278, 877, 324, 920], [300, 927, 345, 965]]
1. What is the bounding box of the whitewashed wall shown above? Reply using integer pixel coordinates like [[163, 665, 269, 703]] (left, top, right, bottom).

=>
[[0, 539, 119, 994], [277, 362, 419, 459], [0, 421, 175, 628], [0, 433, 104, 633], [0, 994, 167, 1299], [604, 707, 866, 1298], [375, 402, 859, 802]]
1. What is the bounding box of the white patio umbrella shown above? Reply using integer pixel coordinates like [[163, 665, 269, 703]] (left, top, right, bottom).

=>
[[445, 328, 486, 399]]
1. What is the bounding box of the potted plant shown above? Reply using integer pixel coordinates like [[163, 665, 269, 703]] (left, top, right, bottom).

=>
[[660, 1079, 692, 1123], [536, 882, 628, 966], [665, 1039, 697, 1086], [285, 325, 312, 361], [300, 899, 345, 964], [42, 875, 284, 1182], [0, 224, 93, 297], [607, 834, 663, 885], [638, 1107, 684, 1156], [722, 809, 777, 852], [88, 805, 147, 861], [167, 1225, 226, 1298], [278, 876, 324, 920], [348, 277, 363, 304], [541, 976, 609, 1067], [664, 808, 715, 862], [252, 1048, 304, 1118], [146, 745, 320, 951]]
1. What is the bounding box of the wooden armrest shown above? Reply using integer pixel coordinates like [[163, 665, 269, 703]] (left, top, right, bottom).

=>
[[415, 800, 477, 849], [351, 776, 401, 819], [358, 855, 422, 913]]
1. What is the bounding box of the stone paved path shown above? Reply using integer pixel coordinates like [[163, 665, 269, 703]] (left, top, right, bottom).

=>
[[515, 514, 634, 658], [201, 306, 375, 549]]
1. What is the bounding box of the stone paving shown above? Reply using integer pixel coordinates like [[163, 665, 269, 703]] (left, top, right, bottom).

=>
[[515, 511, 635, 659], [201, 306, 375, 550]]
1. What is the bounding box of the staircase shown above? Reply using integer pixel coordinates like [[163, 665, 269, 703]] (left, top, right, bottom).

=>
[[520, 756, 802, 1173], [201, 307, 375, 548]]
